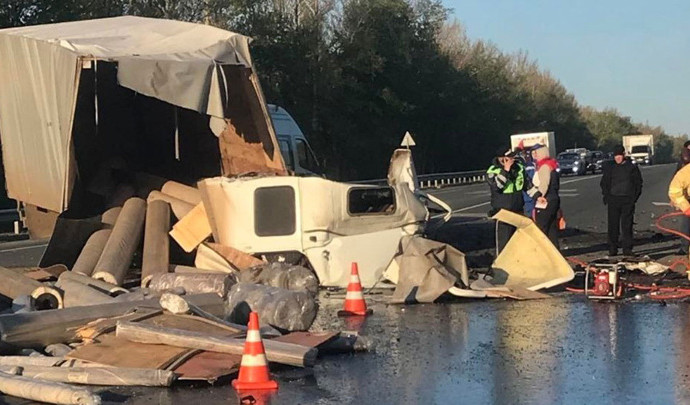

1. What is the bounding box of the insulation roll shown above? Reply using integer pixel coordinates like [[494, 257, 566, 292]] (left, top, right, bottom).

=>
[[141, 200, 171, 286], [71, 229, 111, 276], [92, 198, 146, 286]]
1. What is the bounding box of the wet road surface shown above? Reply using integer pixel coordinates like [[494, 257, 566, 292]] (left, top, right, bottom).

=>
[[2, 163, 688, 404], [68, 294, 690, 404]]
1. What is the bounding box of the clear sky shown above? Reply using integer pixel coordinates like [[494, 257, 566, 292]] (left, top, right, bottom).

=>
[[444, 0, 690, 135]]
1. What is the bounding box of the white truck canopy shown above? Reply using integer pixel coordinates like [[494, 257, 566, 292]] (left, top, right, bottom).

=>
[[0, 16, 279, 213]]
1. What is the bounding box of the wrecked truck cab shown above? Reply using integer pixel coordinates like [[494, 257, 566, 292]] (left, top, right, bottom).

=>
[[198, 175, 429, 288]]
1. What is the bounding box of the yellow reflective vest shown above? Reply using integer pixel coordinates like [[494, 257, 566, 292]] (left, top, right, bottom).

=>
[[669, 164, 690, 212]]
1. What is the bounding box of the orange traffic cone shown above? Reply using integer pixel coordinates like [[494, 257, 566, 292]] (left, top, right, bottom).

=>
[[338, 262, 373, 317], [232, 312, 278, 391]]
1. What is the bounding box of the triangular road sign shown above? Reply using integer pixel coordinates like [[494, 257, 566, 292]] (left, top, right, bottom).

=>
[[401, 131, 416, 148]]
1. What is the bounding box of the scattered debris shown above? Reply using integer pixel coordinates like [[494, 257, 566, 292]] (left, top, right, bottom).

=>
[[226, 284, 318, 332]]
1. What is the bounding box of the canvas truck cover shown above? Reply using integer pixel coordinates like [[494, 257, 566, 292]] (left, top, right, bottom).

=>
[[0, 16, 284, 212]]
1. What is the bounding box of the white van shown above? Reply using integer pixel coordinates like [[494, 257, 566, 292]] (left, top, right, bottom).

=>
[[267, 104, 322, 176]]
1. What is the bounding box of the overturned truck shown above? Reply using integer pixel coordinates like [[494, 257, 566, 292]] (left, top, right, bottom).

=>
[[0, 16, 285, 238], [0, 17, 572, 295]]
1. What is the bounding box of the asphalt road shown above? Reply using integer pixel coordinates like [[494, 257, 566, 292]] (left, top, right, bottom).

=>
[[2, 163, 689, 405], [425, 163, 681, 260], [428, 163, 675, 232]]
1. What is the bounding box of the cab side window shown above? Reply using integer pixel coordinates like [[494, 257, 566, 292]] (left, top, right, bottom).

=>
[[279, 139, 294, 171], [296, 139, 319, 173]]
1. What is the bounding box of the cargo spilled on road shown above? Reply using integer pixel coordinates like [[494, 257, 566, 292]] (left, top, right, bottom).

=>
[[0, 14, 689, 405]]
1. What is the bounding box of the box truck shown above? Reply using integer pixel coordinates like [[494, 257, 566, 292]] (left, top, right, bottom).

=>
[[510, 132, 556, 157], [623, 135, 654, 165]]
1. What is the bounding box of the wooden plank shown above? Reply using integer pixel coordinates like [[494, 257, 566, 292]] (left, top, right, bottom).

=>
[[272, 331, 339, 349], [173, 351, 241, 381], [74, 308, 163, 341], [23, 265, 68, 281], [66, 334, 192, 370], [116, 321, 317, 367], [169, 203, 211, 253], [139, 313, 243, 336], [206, 242, 264, 270]]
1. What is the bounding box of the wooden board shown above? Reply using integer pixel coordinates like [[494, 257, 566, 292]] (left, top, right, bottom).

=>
[[74, 308, 163, 341], [174, 351, 241, 381], [139, 313, 243, 337], [23, 264, 68, 281], [66, 334, 192, 369], [272, 331, 339, 349], [206, 243, 264, 270], [170, 203, 211, 253]]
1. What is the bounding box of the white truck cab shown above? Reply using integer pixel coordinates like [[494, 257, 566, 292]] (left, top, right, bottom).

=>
[[267, 104, 322, 176]]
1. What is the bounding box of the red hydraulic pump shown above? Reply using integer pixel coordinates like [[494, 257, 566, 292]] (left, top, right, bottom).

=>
[[585, 265, 623, 300]]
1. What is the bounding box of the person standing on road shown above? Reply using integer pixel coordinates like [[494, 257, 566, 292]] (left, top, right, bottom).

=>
[[521, 146, 538, 216], [532, 144, 560, 249], [600, 145, 643, 256], [675, 140, 690, 172], [487, 146, 541, 254]]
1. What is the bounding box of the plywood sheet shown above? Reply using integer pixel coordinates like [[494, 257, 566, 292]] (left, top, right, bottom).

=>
[[272, 331, 338, 349], [67, 334, 192, 369], [174, 351, 241, 381], [170, 203, 211, 253]]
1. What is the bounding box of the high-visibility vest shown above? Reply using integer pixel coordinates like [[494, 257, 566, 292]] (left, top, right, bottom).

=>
[[487, 164, 525, 194]]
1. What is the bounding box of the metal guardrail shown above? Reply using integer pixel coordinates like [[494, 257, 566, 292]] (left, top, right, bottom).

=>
[[353, 169, 487, 189]]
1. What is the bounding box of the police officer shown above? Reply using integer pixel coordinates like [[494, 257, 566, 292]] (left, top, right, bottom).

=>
[[600, 145, 643, 256], [487, 146, 541, 253]]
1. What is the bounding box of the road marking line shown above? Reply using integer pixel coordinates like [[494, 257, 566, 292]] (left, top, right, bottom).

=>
[[0, 243, 48, 253], [435, 163, 673, 212], [453, 201, 490, 213]]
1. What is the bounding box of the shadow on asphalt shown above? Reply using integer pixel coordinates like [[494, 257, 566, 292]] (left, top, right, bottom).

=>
[[430, 214, 680, 266]]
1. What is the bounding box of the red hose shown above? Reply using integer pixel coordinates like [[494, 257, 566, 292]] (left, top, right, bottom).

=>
[[566, 287, 585, 293], [655, 211, 690, 272], [649, 291, 690, 300], [566, 257, 589, 267], [655, 211, 690, 241]]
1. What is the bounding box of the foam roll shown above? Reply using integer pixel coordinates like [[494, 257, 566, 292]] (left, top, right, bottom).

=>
[[92, 197, 146, 286], [145, 273, 236, 297], [57, 272, 128, 296], [146, 191, 194, 220], [100, 207, 121, 227], [160, 181, 201, 205], [0, 365, 175, 387], [141, 200, 171, 287], [0, 266, 63, 310], [55, 278, 116, 308], [71, 229, 111, 277], [29, 286, 64, 311], [0, 371, 101, 405]]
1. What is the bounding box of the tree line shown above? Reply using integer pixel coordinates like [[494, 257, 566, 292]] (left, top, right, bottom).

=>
[[1, 0, 686, 181]]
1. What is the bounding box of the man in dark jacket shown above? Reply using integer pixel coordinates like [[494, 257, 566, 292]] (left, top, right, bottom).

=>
[[600, 145, 643, 256], [487, 146, 541, 254]]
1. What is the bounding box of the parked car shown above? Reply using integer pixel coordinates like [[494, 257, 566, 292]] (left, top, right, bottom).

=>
[[556, 152, 587, 176], [594, 152, 613, 173], [586, 150, 605, 173]]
